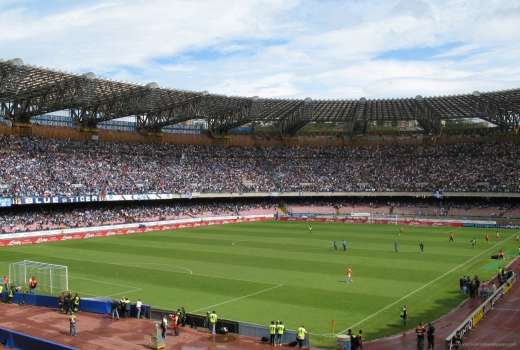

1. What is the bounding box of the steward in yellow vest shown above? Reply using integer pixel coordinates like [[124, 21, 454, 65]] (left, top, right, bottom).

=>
[[276, 320, 285, 346], [209, 311, 218, 335], [269, 321, 276, 346], [297, 325, 307, 348]]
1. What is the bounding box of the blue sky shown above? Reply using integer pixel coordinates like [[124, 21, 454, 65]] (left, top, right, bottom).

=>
[[0, 0, 519, 98]]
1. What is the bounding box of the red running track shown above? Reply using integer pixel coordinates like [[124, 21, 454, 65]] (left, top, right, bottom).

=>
[[0, 302, 306, 350], [365, 260, 520, 350], [462, 262, 520, 350]]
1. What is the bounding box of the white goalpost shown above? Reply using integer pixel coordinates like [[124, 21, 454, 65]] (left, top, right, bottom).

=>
[[8, 260, 69, 296], [352, 212, 371, 223]]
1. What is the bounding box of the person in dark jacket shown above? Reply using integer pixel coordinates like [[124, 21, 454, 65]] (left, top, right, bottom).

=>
[[64, 292, 71, 314], [351, 330, 358, 350], [58, 292, 65, 313], [160, 314, 168, 338], [180, 307, 187, 326], [111, 299, 120, 320], [401, 305, 407, 326], [416, 322, 426, 349], [426, 323, 435, 349], [358, 330, 364, 349]]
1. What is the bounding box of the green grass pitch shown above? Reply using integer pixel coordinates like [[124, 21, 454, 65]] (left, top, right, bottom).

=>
[[1, 221, 518, 348]]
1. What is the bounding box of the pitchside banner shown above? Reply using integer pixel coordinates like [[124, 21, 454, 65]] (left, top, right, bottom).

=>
[[0, 215, 272, 247]]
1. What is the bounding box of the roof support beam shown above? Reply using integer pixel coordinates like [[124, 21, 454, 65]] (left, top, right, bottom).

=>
[[276, 98, 315, 136], [0, 59, 25, 99], [70, 86, 150, 128], [344, 98, 367, 136], [0, 77, 89, 124], [3, 59, 520, 135], [472, 91, 520, 131], [414, 96, 442, 135], [207, 97, 257, 135], [136, 94, 208, 132]]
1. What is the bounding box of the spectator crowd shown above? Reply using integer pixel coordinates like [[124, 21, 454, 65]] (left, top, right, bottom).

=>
[[0, 200, 275, 233], [0, 135, 519, 198], [2, 197, 520, 234]]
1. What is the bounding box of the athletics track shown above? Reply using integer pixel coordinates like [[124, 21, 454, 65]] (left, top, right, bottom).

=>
[[365, 258, 520, 350]]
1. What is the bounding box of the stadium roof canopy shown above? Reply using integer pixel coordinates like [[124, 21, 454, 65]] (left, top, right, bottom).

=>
[[1, 58, 519, 136]]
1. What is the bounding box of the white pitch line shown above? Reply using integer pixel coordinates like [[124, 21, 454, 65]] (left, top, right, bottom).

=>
[[103, 287, 143, 298], [79, 259, 275, 286], [76, 291, 98, 297], [192, 283, 284, 313], [337, 235, 516, 335], [71, 275, 142, 298], [231, 240, 248, 246], [71, 275, 140, 289], [140, 262, 193, 275]]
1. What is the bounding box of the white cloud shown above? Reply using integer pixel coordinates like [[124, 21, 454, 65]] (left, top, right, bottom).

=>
[[0, 0, 519, 99], [208, 73, 301, 98], [162, 64, 196, 73], [0, 0, 297, 69]]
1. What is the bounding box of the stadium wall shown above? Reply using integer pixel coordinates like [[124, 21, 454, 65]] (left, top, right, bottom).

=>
[[0, 327, 78, 350], [1, 123, 519, 148], [7, 293, 152, 318]]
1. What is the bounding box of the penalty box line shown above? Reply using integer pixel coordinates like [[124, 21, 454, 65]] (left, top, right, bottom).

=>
[[192, 283, 284, 313], [337, 235, 516, 336], [70, 275, 143, 298]]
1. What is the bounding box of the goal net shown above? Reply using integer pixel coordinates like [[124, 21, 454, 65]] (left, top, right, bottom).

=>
[[9, 260, 68, 296]]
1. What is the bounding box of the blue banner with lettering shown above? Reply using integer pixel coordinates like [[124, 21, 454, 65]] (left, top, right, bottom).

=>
[[0, 197, 12, 207], [13, 195, 100, 205]]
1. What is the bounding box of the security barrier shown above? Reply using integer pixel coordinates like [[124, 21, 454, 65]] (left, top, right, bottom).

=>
[[13, 293, 58, 308], [0, 327, 78, 350], [10, 292, 151, 318], [444, 271, 517, 350], [150, 309, 309, 347], [151, 309, 240, 333], [238, 321, 309, 348]]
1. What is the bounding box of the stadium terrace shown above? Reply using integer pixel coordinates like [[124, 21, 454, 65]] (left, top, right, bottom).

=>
[[0, 135, 519, 200]]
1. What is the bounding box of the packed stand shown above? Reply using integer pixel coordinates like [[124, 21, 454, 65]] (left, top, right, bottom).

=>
[[264, 143, 520, 193], [285, 198, 520, 218], [2, 197, 520, 234], [0, 135, 519, 198], [0, 200, 277, 234]]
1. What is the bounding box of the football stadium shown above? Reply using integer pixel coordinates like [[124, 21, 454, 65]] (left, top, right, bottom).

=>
[[1, 2, 520, 350]]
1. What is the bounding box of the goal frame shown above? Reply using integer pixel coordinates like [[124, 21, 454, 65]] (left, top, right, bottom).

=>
[[8, 260, 69, 296]]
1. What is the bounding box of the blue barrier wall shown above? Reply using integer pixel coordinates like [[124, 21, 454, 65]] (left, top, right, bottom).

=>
[[11, 292, 151, 318], [13, 293, 58, 308], [0, 327, 78, 350], [80, 297, 111, 314]]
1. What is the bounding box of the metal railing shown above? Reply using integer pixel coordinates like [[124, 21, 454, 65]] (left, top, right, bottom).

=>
[[444, 271, 517, 350]]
